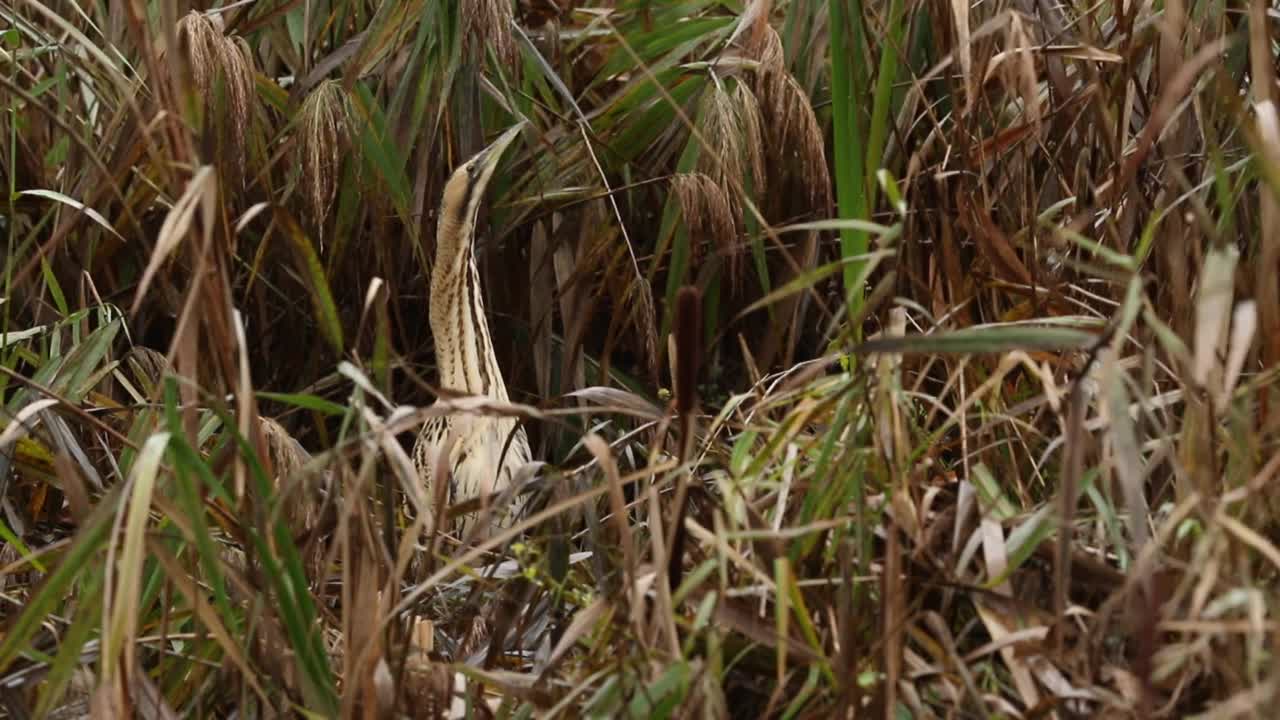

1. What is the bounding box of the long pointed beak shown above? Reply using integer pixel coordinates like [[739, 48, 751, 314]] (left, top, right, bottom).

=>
[[470, 121, 527, 183]]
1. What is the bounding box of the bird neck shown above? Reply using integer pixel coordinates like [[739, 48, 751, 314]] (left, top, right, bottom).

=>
[[430, 238, 510, 401]]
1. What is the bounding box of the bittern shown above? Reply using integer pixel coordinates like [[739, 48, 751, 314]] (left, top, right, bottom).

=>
[[413, 123, 530, 537]]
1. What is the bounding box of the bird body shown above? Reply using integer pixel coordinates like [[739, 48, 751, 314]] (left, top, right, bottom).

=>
[[414, 124, 529, 537]]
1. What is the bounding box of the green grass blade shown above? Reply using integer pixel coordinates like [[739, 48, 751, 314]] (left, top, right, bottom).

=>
[[828, 0, 870, 316], [857, 326, 1098, 355]]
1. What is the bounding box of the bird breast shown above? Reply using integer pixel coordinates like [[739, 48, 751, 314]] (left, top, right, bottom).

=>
[[416, 414, 530, 528]]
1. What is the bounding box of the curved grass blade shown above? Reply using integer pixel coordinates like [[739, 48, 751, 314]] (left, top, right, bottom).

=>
[[18, 188, 124, 240], [275, 208, 345, 354], [102, 431, 169, 687], [257, 391, 348, 417], [855, 325, 1097, 355]]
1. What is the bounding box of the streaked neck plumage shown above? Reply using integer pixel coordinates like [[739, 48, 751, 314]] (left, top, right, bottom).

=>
[[429, 170, 509, 402]]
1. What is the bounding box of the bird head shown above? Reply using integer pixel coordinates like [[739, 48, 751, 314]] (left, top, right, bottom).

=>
[[437, 122, 526, 255]]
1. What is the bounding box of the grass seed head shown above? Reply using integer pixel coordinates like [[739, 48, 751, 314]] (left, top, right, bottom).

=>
[[175, 11, 256, 189], [176, 11, 220, 99], [737, 23, 828, 213], [734, 81, 768, 197], [698, 80, 747, 192], [124, 346, 171, 396], [297, 80, 352, 227], [672, 173, 737, 274], [220, 36, 255, 151], [463, 0, 517, 67], [777, 74, 831, 211], [741, 22, 787, 125], [693, 78, 769, 289]]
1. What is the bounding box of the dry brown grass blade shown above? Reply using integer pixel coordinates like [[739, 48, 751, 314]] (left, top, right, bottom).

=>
[[1008, 15, 1041, 129], [951, 0, 972, 112], [973, 602, 1043, 710], [646, 484, 681, 655], [342, 538, 392, 719], [1220, 301, 1256, 409], [529, 219, 556, 400], [1055, 356, 1091, 654], [231, 309, 261, 509], [1249, 0, 1280, 367], [666, 286, 702, 591], [1101, 351, 1149, 553], [51, 449, 93, 525], [428, 429, 457, 553], [584, 433, 636, 589], [882, 517, 903, 720], [1101, 37, 1232, 206], [958, 192, 1034, 288], [1193, 245, 1237, 392], [556, 210, 590, 397], [132, 166, 217, 315]]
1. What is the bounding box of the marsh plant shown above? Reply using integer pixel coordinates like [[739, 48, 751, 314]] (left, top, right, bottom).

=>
[[0, 0, 1277, 717]]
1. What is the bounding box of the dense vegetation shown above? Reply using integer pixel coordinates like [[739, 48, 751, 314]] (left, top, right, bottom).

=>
[[0, 0, 1277, 716]]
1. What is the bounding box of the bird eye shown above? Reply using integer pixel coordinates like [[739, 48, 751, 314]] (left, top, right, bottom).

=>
[[466, 163, 477, 176]]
